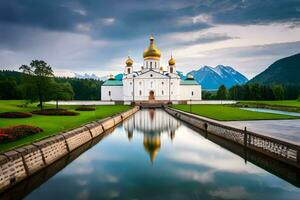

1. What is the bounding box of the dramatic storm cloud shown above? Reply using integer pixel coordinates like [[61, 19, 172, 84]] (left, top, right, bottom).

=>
[[0, 0, 299, 78]]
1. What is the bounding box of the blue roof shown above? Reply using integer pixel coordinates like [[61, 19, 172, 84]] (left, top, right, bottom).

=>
[[180, 80, 199, 85], [115, 73, 123, 80], [103, 80, 123, 86]]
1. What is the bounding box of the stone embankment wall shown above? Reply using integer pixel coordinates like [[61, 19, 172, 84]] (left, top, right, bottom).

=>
[[0, 106, 139, 192], [165, 107, 300, 169]]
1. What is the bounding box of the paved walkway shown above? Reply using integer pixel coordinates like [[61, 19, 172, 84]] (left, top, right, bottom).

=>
[[223, 120, 300, 144]]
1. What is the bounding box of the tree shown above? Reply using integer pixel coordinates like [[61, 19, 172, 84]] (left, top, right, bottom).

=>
[[51, 82, 74, 109], [229, 85, 241, 100], [249, 83, 262, 100], [216, 85, 228, 100], [0, 70, 104, 100], [0, 77, 20, 99], [55, 77, 102, 100], [260, 85, 275, 100], [272, 85, 284, 100], [19, 60, 54, 110], [202, 91, 212, 100]]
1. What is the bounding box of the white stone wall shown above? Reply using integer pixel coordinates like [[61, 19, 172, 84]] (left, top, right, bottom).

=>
[[0, 153, 27, 189], [170, 78, 181, 100], [134, 77, 171, 101], [103, 78, 202, 101], [101, 86, 123, 101], [63, 128, 92, 151], [179, 85, 202, 100], [123, 70, 182, 101], [123, 78, 134, 101]]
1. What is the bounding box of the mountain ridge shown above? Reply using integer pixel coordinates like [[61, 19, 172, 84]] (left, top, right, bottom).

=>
[[249, 53, 300, 85], [178, 65, 248, 90]]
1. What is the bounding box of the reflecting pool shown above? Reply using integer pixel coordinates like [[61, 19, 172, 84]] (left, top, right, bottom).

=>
[[10, 109, 300, 199]]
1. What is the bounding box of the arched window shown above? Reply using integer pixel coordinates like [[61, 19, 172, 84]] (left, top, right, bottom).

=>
[[108, 91, 111, 96], [191, 91, 194, 96], [139, 90, 142, 95], [150, 62, 152, 68], [162, 82, 164, 85], [146, 62, 148, 68], [162, 90, 164, 95], [155, 62, 157, 68], [127, 68, 131, 73], [170, 67, 173, 73]]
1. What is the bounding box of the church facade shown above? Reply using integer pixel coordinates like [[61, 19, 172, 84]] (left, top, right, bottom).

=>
[[101, 36, 202, 102]]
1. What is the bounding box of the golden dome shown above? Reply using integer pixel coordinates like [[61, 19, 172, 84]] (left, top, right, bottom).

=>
[[126, 56, 133, 66], [168, 56, 175, 65], [143, 135, 161, 163], [109, 74, 115, 80], [187, 73, 194, 80], [143, 35, 161, 60]]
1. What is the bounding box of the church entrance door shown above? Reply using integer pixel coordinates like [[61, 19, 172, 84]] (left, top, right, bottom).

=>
[[149, 90, 155, 101]]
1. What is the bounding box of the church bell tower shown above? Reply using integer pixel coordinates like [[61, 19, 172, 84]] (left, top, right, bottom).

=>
[[125, 56, 133, 74], [168, 55, 176, 73]]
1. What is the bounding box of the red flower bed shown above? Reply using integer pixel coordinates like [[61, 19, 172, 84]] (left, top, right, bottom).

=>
[[0, 125, 43, 143], [32, 109, 79, 116], [0, 112, 32, 118], [75, 106, 96, 111]]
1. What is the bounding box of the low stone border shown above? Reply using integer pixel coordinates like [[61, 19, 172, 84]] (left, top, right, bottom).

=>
[[0, 106, 139, 192], [165, 106, 300, 169]]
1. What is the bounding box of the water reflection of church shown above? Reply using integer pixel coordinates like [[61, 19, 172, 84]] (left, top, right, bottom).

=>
[[123, 109, 181, 162]]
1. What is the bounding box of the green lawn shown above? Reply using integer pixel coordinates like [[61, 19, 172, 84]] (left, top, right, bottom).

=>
[[170, 104, 298, 121], [239, 100, 300, 108], [0, 100, 131, 152]]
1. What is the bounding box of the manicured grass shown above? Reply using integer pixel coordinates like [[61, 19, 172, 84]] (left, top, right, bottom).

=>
[[239, 100, 300, 108], [0, 100, 131, 152], [170, 104, 298, 121]]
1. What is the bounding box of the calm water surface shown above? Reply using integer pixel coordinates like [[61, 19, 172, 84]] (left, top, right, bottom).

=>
[[240, 107, 300, 117], [23, 109, 300, 200]]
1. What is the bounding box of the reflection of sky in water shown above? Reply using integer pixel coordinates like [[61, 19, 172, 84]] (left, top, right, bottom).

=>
[[25, 109, 300, 200]]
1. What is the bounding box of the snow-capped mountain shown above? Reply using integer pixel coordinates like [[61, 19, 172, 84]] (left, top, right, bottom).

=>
[[74, 73, 112, 81], [74, 73, 101, 80], [178, 65, 248, 90], [72, 65, 247, 90]]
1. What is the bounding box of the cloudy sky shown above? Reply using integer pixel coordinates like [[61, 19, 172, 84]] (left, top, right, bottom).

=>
[[0, 0, 299, 78]]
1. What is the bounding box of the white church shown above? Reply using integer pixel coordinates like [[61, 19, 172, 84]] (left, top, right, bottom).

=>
[[101, 36, 202, 103]]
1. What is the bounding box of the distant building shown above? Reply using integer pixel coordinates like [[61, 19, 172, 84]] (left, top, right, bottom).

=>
[[101, 36, 202, 102]]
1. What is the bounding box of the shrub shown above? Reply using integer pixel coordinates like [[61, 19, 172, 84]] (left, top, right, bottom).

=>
[[0, 125, 43, 143], [17, 102, 29, 108], [75, 106, 96, 111], [0, 112, 32, 118], [32, 108, 79, 116]]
